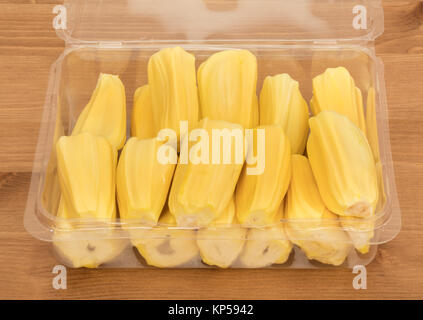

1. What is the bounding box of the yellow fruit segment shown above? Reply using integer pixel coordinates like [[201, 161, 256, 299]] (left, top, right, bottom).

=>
[[311, 67, 366, 135], [239, 206, 292, 267], [341, 161, 385, 254], [169, 118, 246, 227], [198, 49, 258, 128], [236, 125, 291, 226], [307, 110, 378, 218], [131, 85, 156, 139], [53, 239, 127, 268], [54, 133, 125, 268], [56, 132, 117, 220], [239, 226, 292, 268], [341, 216, 374, 254], [148, 46, 199, 140], [53, 213, 128, 269], [210, 196, 236, 227], [132, 209, 199, 268], [72, 73, 126, 149], [375, 161, 386, 212], [197, 198, 247, 268], [259, 73, 309, 154], [285, 155, 351, 266], [116, 137, 176, 225], [366, 87, 380, 162]]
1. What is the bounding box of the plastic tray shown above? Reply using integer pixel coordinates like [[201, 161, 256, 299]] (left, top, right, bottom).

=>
[[24, 0, 401, 268]]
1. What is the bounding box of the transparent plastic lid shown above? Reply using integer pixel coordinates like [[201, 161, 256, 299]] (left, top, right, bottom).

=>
[[56, 0, 384, 44]]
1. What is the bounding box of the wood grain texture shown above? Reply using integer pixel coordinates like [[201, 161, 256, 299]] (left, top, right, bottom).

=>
[[0, 0, 422, 299]]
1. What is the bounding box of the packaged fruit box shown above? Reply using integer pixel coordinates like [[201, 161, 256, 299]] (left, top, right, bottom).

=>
[[24, 0, 401, 268]]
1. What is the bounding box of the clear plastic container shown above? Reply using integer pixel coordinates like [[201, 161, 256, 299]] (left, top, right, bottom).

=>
[[24, 0, 401, 268]]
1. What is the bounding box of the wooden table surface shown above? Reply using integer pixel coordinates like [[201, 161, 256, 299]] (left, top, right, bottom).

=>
[[0, 0, 422, 300]]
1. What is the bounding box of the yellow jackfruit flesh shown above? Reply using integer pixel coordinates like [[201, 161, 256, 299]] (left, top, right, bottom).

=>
[[375, 161, 386, 212], [339, 88, 385, 254], [310, 51, 373, 91], [239, 206, 292, 268], [366, 86, 387, 214], [53, 238, 127, 268], [239, 227, 292, 268], [341, 216, 374, 254], [341, 161, 385, 254], [285, 155, 351, 266], [72, 73, 126, 149], [148, 46, 199, 140], [307, 111, 378, 218], [131, 85, 156, 139], [53, 204, 128, 269], [197, 198, 247, 268], [169, 118, 245, 227], [236, 125, 291, 226], [197, 49, 258, 128], [56, 132, 117, 220], [54, 133, 126, 268], [311, 67, 366, 135], [259, 73, 309, 154], [366, 87, 380, 162], [132, 209, 199, 268], [116, 137, 176, 225]]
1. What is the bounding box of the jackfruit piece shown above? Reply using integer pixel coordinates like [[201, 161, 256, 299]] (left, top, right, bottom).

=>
[[131, 85, 156, 139], [239, 206, 292, 268], [54, 132, 125, 268], [56, 132, 117, 220], [197, 198, 247, 268], [53, 235, 127, 269], [259, 73, 309, 154], [343, 126, 386, 253], [169, 118, 246, 227], [198, 49, 258, 128], [375, 161, 386, 212], [72, 73, 126, 149], [236, 125, 291, 226], [366, 87, 380, 162], [307, 111, 378, 218], [117, 137, 176, 225], [341, 161, 385, 254], [285, 155, 351, 266], [132, 209, 199, 268], [148, 47, 199, 140], [341, 216, 374, 254], [310, 50, 372, 91], [53, 198, 127, 268], [310, 67, 366, 135]]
